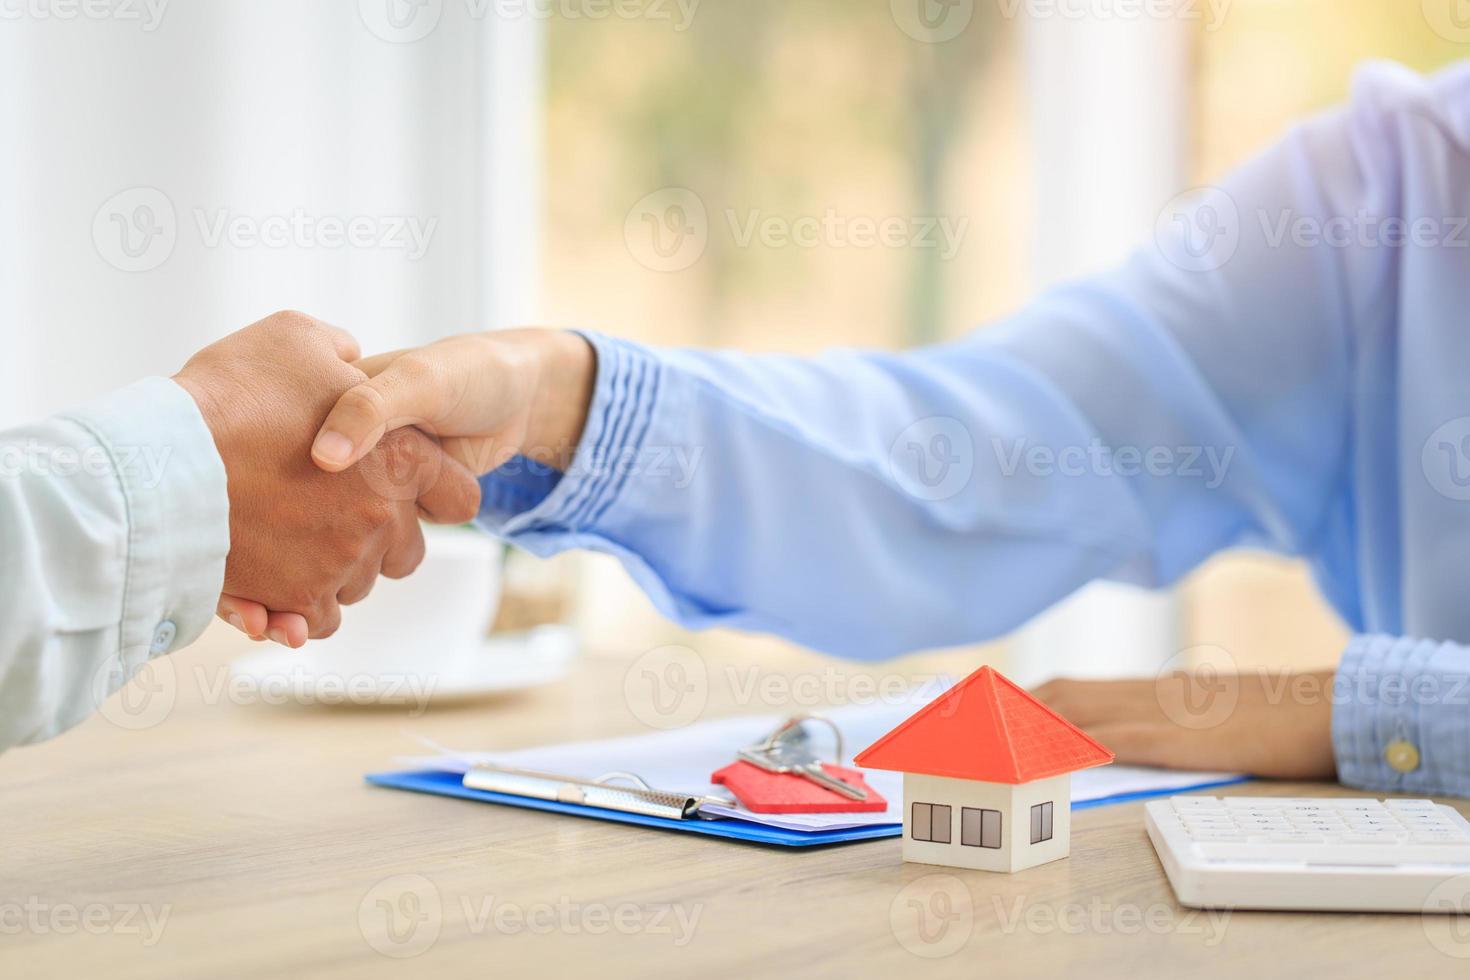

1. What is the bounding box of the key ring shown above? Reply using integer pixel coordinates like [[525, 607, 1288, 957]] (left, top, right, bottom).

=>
[[759, 713, 846, 764]]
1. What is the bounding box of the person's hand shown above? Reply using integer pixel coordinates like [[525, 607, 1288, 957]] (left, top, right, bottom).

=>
[[308, 329, 595, 478], [173, 311, 482, 644], [1030, 670, 1337, 780]]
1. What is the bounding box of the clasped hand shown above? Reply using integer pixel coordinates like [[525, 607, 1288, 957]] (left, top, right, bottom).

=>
[[174, 312, 486, 646]]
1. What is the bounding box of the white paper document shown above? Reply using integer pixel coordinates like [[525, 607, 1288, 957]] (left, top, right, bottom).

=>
[[399, 697, 1242, 833]]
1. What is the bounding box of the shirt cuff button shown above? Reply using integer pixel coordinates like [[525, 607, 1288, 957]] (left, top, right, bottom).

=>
[[1385, 739, 1421, 774], [150, 620, 178, 655]]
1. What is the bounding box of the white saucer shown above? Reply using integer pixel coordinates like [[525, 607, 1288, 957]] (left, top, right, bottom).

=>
[[227, 625, 578, 707]]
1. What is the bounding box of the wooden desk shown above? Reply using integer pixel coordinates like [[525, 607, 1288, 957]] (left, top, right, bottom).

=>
[[3, 630, 1467, 980]]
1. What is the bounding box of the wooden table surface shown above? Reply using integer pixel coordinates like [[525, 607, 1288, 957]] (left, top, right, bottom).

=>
[[4, 629, 1469, 979]]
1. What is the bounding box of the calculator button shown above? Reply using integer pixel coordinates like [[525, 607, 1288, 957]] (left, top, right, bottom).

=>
[[1386, 799, 1438, 813]]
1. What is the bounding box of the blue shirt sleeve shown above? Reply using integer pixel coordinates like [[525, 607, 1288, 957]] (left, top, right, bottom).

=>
[[475, 62, 1470, 795], [1333, 635, 1470, 796]]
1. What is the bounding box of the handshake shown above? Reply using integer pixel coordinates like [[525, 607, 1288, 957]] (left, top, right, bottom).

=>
[[173, 311, 594, 647]]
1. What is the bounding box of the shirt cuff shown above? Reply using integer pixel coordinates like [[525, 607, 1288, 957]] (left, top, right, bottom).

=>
[[476, 331, 663, 553], [1332, 634, 1470, 796], [61, 378, 230, 671]]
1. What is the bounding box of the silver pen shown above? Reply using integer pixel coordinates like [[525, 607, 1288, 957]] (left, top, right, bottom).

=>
[[463, 763, 722, 821]]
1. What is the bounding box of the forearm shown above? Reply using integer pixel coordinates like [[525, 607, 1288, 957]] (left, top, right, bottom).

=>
[[0, 379, 229, 751], [519, 329, 596, 472]]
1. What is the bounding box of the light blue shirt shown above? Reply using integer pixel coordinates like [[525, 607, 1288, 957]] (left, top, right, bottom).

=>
[[0, 378, 228, 751], [478, 62, 1470, 797]]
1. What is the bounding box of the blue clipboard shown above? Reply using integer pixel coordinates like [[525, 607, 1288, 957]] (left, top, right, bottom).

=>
[[365, 769, 1251, 847]]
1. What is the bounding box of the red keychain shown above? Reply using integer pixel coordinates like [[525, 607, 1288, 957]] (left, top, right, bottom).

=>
[[711, 759, 887, 813], [710, 715, 889, 814]]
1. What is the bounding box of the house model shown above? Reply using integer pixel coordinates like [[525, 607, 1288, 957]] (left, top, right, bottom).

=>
[[854, 666, 1114, 873]]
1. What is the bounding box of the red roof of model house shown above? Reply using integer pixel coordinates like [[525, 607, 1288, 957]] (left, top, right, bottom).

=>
[[854, 666, 1114, 783]]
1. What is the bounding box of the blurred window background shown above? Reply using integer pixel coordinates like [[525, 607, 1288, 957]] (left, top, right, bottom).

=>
[[534, 0, 1468, 680]]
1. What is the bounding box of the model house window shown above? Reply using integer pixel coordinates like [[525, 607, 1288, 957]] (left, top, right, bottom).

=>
[[961, 807, 1002, 849], [911, 802, 952, 844], [1030, 802, 1054, 844]]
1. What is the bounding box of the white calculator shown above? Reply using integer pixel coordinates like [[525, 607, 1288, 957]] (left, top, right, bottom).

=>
[[1144, 796, 1470, 912]]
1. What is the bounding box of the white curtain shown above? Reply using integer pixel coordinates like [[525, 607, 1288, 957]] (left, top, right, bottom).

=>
[[1008, 9, 1193, 682], [1, 0, 542, 425]]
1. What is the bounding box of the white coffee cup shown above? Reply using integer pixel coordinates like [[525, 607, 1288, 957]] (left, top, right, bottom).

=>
[[303, 524, 502, 691]]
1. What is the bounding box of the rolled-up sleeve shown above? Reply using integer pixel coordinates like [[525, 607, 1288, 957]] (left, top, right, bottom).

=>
[[1332, 635, 1470, 796], [0, 378, 229, 750]]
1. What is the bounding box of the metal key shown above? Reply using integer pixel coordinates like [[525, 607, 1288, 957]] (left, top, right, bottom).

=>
[[737, 741, 868, 801]]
